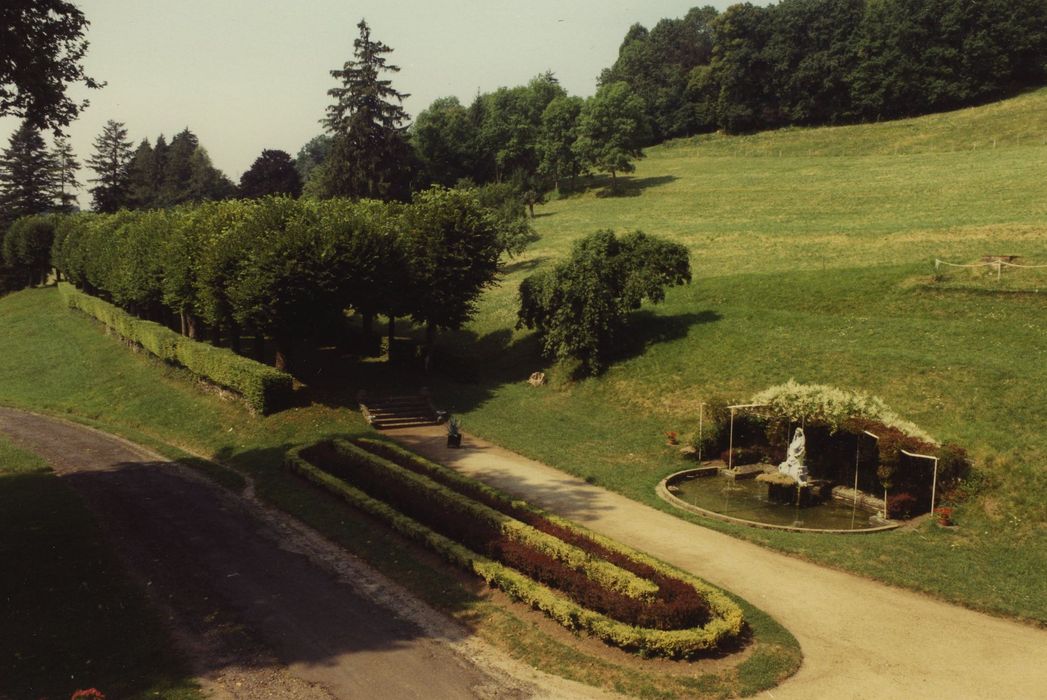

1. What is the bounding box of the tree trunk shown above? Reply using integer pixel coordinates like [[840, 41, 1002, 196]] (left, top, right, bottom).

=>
[[254, 330, 266, 362], [274, 336, 290, 373], [179, 310, 188, 336], [186, 313, 198, 340], [387, 316, 395, 355], [610, 169, 617, 193], [230, 324, 241, 354], [424, 322, 436, 373], [528, 201, 535, 218]]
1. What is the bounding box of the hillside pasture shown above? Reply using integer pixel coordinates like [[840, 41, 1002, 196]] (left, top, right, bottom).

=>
[[432, 89, 1047, 623]]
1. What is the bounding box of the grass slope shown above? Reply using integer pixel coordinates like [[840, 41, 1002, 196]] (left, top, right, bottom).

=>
[[0, 436, 198, 699], [433, 88, 1047, 624], [0, 288, 800, 698]]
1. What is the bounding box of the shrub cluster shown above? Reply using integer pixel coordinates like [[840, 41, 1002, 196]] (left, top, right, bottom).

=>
[[60, 283, 291, 414], [1, 215, 55, 289], [287, 439, 743, 657]]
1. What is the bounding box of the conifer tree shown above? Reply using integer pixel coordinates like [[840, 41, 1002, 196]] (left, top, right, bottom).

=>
[[0, 121, 56, 224], [159, 128, 198, 206], [50, 135, 80, 212], [86, 119, 133, 212], [321, 19, 413, 200], [126, 138, 158, 208]]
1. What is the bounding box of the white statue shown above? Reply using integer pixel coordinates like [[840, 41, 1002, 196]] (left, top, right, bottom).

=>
[[778, 427, 809, 484]]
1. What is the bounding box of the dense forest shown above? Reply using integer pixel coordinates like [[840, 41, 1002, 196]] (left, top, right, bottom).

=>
[[602, 0, 1047, 139]]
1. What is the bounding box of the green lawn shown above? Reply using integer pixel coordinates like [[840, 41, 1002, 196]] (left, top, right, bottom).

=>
[[432, 89, 1047, 624], [0, 287, 800, 698], [0, 436, 199, 699], [0, 87, 1044, 697]]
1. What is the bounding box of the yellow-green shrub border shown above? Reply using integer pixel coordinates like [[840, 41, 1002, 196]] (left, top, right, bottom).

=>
[[329, 439, 656, 600], [356, 437, 747, 617], [59, 283, 292, 414], [286, 443, 744, 657]]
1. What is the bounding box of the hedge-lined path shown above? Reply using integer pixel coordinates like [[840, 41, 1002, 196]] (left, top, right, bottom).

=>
[[0, 408, 614, 700], [385, 425, 1047, 700]]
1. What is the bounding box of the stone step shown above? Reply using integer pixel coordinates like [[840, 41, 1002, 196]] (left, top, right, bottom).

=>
[[360, 393, 440, 430]]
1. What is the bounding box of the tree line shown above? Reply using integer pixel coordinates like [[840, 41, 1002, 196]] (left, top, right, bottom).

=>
[[601, 0, 1047, 139], [43, 188, 504, 372]]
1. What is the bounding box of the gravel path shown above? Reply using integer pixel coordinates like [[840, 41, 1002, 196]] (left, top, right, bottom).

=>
[[0, 408, 616, 700], [386, 425, 1047, 700]]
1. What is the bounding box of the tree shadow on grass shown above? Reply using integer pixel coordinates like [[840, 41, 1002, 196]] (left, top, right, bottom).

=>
[[595, 174, 679, 198], [609, 309, 722, 366], [500, 255, 549, 276]]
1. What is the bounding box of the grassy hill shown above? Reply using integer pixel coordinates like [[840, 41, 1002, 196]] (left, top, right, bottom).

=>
[[431, 88, 1047, 622], [0, 89, 1044, 629]]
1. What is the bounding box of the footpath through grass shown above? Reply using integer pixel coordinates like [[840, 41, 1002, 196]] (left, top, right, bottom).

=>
[[0, 436, 198, 699], [0, 287, 800, 698]]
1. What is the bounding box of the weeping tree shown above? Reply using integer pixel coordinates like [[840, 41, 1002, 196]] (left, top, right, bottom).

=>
[[518, 229, 691, 376]]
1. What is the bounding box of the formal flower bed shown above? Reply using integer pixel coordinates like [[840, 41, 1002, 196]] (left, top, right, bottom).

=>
[[286, 438, 744, 657]]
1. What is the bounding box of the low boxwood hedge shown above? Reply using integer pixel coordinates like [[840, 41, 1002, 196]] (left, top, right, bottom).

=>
[[60, 283, 292, 414], [286, 441, 744, 657]]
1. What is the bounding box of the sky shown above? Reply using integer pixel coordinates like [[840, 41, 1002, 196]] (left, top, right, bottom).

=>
[[1, 0, 744, 205]]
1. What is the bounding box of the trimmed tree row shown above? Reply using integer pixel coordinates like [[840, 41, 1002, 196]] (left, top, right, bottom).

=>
[[49, 187, 504, 372]]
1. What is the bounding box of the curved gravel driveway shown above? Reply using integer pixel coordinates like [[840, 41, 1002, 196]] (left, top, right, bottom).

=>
[[386, 425, 1047, 700], [0, 408, 610, 700]]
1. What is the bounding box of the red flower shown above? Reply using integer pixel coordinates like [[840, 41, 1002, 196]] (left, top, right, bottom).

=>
[[71, 690, 106, 700]]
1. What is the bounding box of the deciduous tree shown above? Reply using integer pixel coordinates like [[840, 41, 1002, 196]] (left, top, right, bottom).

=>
[[239, 149, 302, 199], [573, 83, 649, 192], [401, 187, 502, 369], [0, 0, 103, 133]]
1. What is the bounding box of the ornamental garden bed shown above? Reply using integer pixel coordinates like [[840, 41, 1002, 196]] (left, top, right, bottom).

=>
[[286, 438, 744, 658]]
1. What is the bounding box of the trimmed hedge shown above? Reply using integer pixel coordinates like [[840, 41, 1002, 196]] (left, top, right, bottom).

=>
[[286, 440, 744, 657], [353, 438, 732, 614], [60, 283, 292, 414], [308, 440, 661, 604]]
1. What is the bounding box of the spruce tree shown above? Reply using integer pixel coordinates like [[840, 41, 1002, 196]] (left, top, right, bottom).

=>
[[126, 138, 158, 208], [50, 135, 81, 212], [0, 121, 56, 224], [86, 119, 133, 212], [322, 19, 413, 200], [159, 128, 198, 206]]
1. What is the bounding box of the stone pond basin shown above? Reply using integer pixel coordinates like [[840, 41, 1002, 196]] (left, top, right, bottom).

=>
[[658, 465, 900, 534]]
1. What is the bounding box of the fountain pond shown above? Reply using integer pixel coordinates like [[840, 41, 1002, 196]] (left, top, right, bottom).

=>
[[659, 469, 899, 533]]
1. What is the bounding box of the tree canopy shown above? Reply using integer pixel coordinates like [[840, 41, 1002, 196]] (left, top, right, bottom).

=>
[[518, 230, 691, 376], [0, 0, 103, 133], [239, 149, 302, 199], [573, 83, 649, 191], [602, 0, 1047, 136]]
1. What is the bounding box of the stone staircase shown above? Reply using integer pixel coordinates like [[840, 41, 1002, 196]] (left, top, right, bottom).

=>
[[359, 392, 442, 430]]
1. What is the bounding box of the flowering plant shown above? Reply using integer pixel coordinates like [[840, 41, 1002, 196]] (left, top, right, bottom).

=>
[[665, 431, 678, 445], [71, 690, 106, 700], [934, 507, 954, 526]]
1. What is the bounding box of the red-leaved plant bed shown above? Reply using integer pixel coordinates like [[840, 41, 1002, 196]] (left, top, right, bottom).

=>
[[354, 438, 710, 627], [300, 440, 711, 631]]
